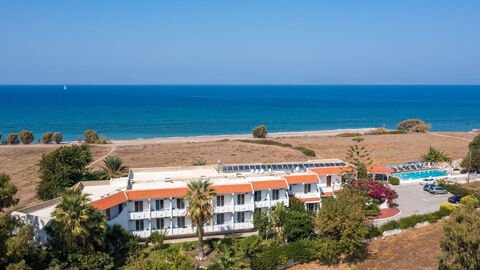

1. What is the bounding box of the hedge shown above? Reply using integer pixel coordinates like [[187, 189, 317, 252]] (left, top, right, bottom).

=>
[[251, 239, 317, 270], [388, 177, 400, 185], [379, 208, 451, 233]]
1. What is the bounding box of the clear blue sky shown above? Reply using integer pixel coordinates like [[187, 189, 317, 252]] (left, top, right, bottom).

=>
[[1, 0, 479, 84]]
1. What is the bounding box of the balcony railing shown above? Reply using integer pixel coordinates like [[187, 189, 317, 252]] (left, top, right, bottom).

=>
[[234, 203, 254, 212], [129, 211, 149, 220], [213, 204, 234, 213], [150, 209, 170, 218]]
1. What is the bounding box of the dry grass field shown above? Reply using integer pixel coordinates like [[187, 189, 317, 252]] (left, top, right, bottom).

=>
[[290, 221, 444, 270], [0, 132, 475, 211]]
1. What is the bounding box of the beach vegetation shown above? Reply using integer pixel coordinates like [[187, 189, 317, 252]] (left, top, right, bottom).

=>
[[36, 144, 92, 200], [5, 133, 20, 145], [192, 159, 207, 166], [184, 179, 216, 259], [84, 129, 99, 143], [52, 132, 63, 144], [41, 132, 53, 144], [422, 146, 451, 163], [238, 139, 316, 157], [365, 127, 388, 135], [96, 135, 109, 144], [345, 137, 372, 179], [294, 146, 316, 157], [100, 156, 129, 180], [252, 125, 268, 138], [337, 132, 361, 137], [439, 202, 480, 269], [396, 119, 431, 133], [19, 130, 34, 144]]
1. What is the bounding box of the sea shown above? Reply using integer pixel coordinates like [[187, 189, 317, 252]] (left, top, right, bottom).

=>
[[0, 85, 479, 141]]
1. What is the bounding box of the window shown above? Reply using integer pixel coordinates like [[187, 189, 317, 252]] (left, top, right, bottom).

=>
[[307, 203, 318, 212], [135, 201, 143, 212], [176, 198, 185, 209], [217, 213, 225, 225], [106, 208, 111, 220], [135, 220, 144, 231], [156, 218, 164, 229], [216, 195, 224, 207], [254, 191, 262, 202], [177, 217, 185, 228], [272, 190, 279, 200], [236, 194, 245, 205], [155, 199, 164, 210], [304, 184, 311, 193], [236, 212, 245, 223]]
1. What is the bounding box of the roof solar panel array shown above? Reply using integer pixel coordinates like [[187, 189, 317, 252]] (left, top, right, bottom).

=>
[[222, 162, 345, 173]]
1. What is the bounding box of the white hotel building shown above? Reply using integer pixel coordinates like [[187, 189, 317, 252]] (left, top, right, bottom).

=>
[[13, 159, 392, 240]]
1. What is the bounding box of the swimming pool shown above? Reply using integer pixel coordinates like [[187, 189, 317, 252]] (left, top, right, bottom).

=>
[[393, 170, 448, 180]]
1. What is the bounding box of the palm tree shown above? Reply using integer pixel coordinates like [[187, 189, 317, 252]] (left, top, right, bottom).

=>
[[101, 156, 129, 179], [422, 146, 451, 163], [184, 179, 215, 259], [49, 189, 107, 252]]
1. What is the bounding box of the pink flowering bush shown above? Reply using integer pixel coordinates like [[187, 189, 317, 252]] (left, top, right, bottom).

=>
[[352, 180, 398, 205]]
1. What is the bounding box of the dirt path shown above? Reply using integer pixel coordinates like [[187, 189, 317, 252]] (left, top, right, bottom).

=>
[[87, 145, 116, 169], [430, 132, 474, 142]]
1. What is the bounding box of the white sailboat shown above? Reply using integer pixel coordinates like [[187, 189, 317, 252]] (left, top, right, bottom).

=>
[[64, 84, 67, 90]]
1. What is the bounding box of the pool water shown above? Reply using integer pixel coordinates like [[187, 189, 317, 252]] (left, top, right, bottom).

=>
[[393, 170, 448, 180]]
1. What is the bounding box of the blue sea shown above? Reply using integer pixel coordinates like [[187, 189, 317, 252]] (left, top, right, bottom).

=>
[[0, 85, 479, 141]]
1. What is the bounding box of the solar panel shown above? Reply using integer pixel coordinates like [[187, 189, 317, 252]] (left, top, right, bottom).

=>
[[260, 165, 267, 170], [334, 163, 341, 166], [327, 163, 335, 166]]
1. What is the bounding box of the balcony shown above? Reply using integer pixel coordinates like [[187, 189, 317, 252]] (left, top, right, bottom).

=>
[[234, 203, 254, 212], [129, 211, 149, 220], [171, 227, 194, 235], [213, 204, 234, 213], [270, 197, 289, 207], [292, 192, 321, 199], [150, 209, 170, 218], [172, 208, 186, 216], [131, 230, 150, 238], [254, 200, 270, 208]]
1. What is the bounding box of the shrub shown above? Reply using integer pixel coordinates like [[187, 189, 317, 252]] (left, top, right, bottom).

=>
[[84, 130, 99, 143], [41, 132, 53, 144], [252, 125, 268, 138], [440, 203, 456, 214], [251, 246, 288, 270], [5, 133, 19, 145], [284, 239, 316, 262], [294, 146, 316, 157], [19, 130, 34, 144], [379, 210, 451, 232], [192, 160, 207, 166], [460, 195, 479, 208], [96, 136, 108, 144], [365, 127, 388, 135], [337, 132, 361, 137], [52, 132, 63, 144], [437, 181, 473, 196], [396, 119, 431, 133], [388, 177, 400, 185], [386, 130, 407, 134], [66, 251, 114, 270]]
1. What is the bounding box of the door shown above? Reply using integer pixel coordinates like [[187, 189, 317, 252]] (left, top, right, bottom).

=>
[[327, 176, 332, 187]]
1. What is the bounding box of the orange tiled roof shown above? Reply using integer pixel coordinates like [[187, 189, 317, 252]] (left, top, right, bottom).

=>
[[321, 192, 334, 197], [367, 166, 394, 174], [298, 197, 321, 202], [309, 166, 352, 175], [213, 184, 253, 194], [91, 192, 128, 211], [126, 188, 189, 200], [284, 174, 319, 184], [251, 179, 288, 190]]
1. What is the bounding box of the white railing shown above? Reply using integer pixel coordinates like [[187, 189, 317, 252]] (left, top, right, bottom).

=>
[[172, 227, 194, 235], [172, 208, 186, 216], [293, 192, 321, 199], [271, 198, 289, 207], [131, 230, 150, 238], [254, 200, 270, 208], [150, 209, 170, 218], [233, 221, 254, 230], [234, 203, 254, 212], [129, 211, 149, 220], [213, 204, 234, 213]]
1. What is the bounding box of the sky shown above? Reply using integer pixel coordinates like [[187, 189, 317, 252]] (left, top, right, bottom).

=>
[[0, 0, 479, 85]]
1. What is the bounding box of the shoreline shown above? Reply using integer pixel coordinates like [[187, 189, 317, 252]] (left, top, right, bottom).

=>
[[107, 128, 378, 145]]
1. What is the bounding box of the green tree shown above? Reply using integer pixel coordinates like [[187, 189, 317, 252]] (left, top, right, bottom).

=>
[[52, 132, 63, 144], [461, 134, 480, 171], [5, 134, 19, 145], [210, 242, 249, 270], [184, 179, 215, 259], [439, 203, 480, 269], [252, 125, 268, 138], [281, 210, 314, 243], [422, 147, 451, 163], [65, 251, 114, 270], [397, 119, 431, 133], [36, 144, 92, 200], [0, 173, 18, 212], [5, 226, 37, 266], [345, 137, 372, 179], [100, 156, 129, 180], [84, 130, 99, 144], [41, 132, 53, 144], [316, 187, 369, 263], [147, 230, 167, 251], [47, 189, 107, 254], [19, 131, 34, 144], [253, 210, 273, 239], [105, 224, 131, 262]]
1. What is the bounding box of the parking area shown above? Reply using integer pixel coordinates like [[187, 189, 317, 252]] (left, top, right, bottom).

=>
[[375, 182, 451, 225]]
